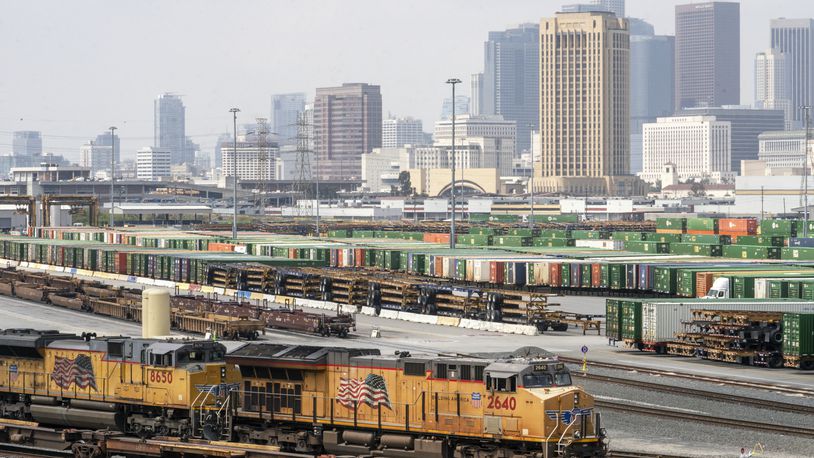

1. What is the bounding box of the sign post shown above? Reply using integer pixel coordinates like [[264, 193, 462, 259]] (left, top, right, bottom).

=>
[[580, 345, 589, 374]]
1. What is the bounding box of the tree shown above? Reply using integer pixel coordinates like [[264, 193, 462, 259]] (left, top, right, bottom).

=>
[[398, 171, 412, 196]]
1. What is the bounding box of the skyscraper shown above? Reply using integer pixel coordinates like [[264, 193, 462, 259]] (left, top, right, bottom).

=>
[[94, 131, 120, 164], [440, 96, 470, 119], [313, 83, 382, 180], [755, 49, 793, 130], [271, 93, 306, 146], [771, 19, 814, 129], [12, 131, 42, 157], [589, 0, 624, 17], [675, 2, 740, 109], [678, 106, 786, 172], [470, 73, 483, 116], [538, 12, 637, 195], [630, 19, 675, 173], [154, 93, 187, 165], [481, 23, 539, 152]]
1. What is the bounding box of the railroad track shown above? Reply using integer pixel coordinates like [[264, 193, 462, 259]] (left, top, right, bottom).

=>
[[608, 452, 686, 458], [576, 372, 812, 414], [0, 442, 71, 457], [596, 399, 814, 438], [560, 357, 814, 397]]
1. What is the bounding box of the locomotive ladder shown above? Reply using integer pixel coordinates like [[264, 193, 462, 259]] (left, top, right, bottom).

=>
[[190, 386, 234, 440]]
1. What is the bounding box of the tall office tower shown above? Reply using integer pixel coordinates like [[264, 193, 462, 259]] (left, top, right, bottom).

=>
[[755, 49, 793, 130], [771, 19, 814, 129], [470, 73, 483, 116], [440, 96, 470, 119], [482, 24, 539, 153], [12, 131, 42, 156], [382, 117, 424, 148], [213, 133, 231, 173], [154, 93, 187, 165], [313, 83, 382, 180], [79, 141, 113, 176], [136, 147, 172, 181], [675, 2, 740, 109], [678, 106, 786, 172], [539, 12, 639, 196], [271, 93, 306, 146], [94, 131, 120, 164], [589, 0, 624, 17], [630, 19, 675, 174]]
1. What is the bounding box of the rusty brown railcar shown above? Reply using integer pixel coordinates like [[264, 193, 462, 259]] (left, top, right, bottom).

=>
[[47, 292, 85, 311]]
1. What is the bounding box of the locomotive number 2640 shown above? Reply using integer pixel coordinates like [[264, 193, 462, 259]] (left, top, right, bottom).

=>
[[148, 370, 173, 384], [486, 395, 517, 410]]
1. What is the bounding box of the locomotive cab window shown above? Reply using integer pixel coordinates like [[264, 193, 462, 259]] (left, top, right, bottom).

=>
[[149, 352, 173, 367], [404, 362, 426, 376], [486, 375, 516, 392]]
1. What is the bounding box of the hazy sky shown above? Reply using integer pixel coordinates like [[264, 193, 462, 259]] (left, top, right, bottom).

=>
[[0, 0, 811, 160]]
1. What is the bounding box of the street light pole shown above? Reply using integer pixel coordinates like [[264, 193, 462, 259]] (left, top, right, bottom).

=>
[[229, 107, 240, 240], [109, 126, 117, 227], [804, 106, 811, 237], [446, 78, 461, 249]]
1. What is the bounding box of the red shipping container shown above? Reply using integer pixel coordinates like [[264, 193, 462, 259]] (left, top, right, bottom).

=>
[[591, 263, 602, 287], [434, 257, 444, 277], [117, 252, 128, 274], [719, 218, 757, 235], [489, 261, 505, 284], [548, 262, 561, 287]]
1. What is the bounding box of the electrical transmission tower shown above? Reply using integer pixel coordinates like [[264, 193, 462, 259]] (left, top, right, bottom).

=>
[[293, 113, 318, 233], [250, 117, 273, 210]]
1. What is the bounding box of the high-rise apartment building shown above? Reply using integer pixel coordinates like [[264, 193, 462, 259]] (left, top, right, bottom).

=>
[[481, 24, 539, 153], [755, 49, 793, 130], [675, 2, 740, 109], [538, 12, 638, 195], [470, 73, 483, 116], [79, 141, 113, 176], [771, 19, 814, 129], [220, 137, 278, 181], [154, 93, 187, 165], [640, 116, 732, 184], [271, 93, 306, 146], [630, 19, 675, 174], [12, 131, 42, 157], [136, 147, 172, 181], [313, 83, 382, 180], [678, 106, 786, 172], [589, 0, 624, 17], [382, 117, 424, 148]]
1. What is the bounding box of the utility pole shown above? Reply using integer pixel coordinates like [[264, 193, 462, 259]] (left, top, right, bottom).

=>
[[804, 106, 811, 237], [109, 126, 117, 227], [229, 107, 240, 240], [446, 78, 461, 249]]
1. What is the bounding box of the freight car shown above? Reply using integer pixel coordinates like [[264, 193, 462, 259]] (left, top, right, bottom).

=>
[[0, 329, 608, 457]]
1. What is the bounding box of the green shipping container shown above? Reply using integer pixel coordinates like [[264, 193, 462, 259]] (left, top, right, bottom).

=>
[[722, 245, 781, 260], [532, 214, 579, 223], [621, 300, 642, 340], [782, 313, 814, 356], [760, 219, 798, 237], [767, 280, 789, 299], [681, 234, 731, 244], [494, 236, 533, 247], [533, 238, 575, 247], [605, 299, 622, 340], [734, 235, 785, 247], [611, 232, 645, 242], [687, 218, 718, 232], [539, 229, 570, 238], [781, 247, 814, 261], [644, 233, 682, 243], [656, 217, 687, 232], [670, 243, 722, 257]]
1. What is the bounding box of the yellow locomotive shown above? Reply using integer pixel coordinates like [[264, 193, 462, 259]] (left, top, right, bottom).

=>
[[227, 344, 607, 458], [0, 329, 239, 439]]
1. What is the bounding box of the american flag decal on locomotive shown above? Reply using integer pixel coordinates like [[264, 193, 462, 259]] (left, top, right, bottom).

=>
[[337, 374, 391, 409], [51, 355, 98, 391]]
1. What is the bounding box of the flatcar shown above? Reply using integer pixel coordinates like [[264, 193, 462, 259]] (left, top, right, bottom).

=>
[[0, 329, 239, 439], [227, 344, 607, 457]]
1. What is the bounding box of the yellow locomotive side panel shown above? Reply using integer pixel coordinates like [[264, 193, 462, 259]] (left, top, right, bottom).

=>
[[0, 356, 48, 394]]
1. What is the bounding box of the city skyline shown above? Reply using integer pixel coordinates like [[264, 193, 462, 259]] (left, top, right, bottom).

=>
[[0, 0, 811, 160]]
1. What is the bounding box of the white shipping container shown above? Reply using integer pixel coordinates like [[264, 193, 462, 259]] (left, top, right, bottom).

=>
[[642, 300, 814, 344], [575, 240, 624, 250], [473, 260, 491, 282]]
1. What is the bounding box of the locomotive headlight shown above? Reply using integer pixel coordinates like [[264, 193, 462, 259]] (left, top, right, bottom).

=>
[[573, 392, 580, 405], [573, 431, 582, 439], [220, 367, 226, 380]]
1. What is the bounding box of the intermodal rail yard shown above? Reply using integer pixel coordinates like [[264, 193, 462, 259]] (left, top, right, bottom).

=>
[[1, 217, 813, 457]]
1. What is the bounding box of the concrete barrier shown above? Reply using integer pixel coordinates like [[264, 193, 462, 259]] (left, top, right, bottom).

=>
[[360, 306, 376, 316], [250, 292, 265, 301], [379, 310, 399, 320], [436, 316, 461, 327]]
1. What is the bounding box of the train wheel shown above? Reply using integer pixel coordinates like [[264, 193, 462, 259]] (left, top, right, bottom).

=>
[[801, 359, 814, 371]]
